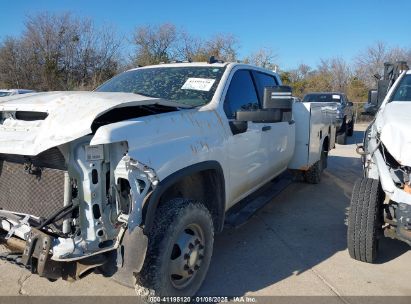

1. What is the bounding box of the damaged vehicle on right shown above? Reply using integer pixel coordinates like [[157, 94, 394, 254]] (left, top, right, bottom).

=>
[[347, 61, 411, 263]]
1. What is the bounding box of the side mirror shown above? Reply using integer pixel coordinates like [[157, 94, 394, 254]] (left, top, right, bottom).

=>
[[362, 89, 378, 116], [263, 86, 293, 110], [368, 89, 378, 105], [261, 85, 293, 122], [236, 109, 282, 123], [230, 109, 283, 135], [347, 101, 353, 106]]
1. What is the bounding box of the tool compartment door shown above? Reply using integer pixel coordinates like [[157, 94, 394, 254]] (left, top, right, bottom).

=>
[[288, 102, 310, 170], [307, 103, 325, 166], [288, 102, 336, 170]]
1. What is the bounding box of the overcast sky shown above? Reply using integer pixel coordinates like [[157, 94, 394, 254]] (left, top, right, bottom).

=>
[[2, 0, 411, 69]]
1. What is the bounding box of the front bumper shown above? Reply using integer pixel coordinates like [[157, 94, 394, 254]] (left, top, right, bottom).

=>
[[370, 149, 411, 245], [372, 149, 411, 206], [1, 224, 148, 284], [0, 226, 112, 280]]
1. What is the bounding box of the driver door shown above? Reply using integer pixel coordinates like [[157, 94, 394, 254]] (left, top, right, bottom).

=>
[[224, 69, 270, 207]]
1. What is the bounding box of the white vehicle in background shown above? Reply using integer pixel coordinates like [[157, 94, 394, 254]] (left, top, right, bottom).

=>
[[0, 89, 36, 97], [0, 59, 336, 296], [348, 61, 411, 263]]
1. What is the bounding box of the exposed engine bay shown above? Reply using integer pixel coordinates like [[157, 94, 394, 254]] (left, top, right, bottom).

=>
[[0, 96, 178, 281]]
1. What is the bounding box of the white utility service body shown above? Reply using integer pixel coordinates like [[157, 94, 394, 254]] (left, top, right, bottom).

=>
[[289, 101, 337, 170]]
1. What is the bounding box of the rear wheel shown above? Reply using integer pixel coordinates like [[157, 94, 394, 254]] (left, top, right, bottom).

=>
[[304, 150, 326, 184], [135, 199, 214, 297], [347, 178, 384, 263]]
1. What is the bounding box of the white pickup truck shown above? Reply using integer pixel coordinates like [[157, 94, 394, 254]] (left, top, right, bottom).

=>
[[0, 61, 336, 296]]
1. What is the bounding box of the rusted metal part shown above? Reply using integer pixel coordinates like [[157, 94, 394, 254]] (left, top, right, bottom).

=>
[[2, 236, 25, 252], [74, 255, 106, 280]]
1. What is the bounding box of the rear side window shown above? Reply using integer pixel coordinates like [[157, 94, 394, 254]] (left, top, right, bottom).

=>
[[224, 70, 259, 118], [253, 71, 279, 101]]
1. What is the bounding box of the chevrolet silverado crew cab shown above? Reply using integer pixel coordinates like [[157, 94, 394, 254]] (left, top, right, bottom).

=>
[[0, 61, 336, 297], [347, 61, 411, 263], [303, 92, 354, 145]]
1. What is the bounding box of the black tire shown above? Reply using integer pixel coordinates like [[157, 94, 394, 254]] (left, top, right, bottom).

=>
[[336, 130, 347, 145], [135, 198, 214, 297], [304, 150, 326, 184], [347, 178, 384, 263], [322, 149, 328, 170], [347, 119, 354, 137]]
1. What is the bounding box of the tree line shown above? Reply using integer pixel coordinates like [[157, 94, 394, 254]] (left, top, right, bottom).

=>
[[0, 12, 410, 103]]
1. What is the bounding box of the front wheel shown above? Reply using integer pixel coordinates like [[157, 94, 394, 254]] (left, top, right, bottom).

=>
[[347, 178, 384, 263], [135, 199, 214, 297], [336, 129, 347, 145], [347, 119, 354, 137]]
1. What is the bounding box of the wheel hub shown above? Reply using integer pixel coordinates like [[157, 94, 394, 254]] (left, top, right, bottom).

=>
[[169, 224, 205, 289]]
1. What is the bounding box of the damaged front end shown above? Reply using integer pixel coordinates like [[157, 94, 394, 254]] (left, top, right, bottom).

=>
[[0, 138, 157, 281], [361, 124, 411, 246]]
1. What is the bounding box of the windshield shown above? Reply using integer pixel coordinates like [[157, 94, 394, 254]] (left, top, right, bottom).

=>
[[390, 74, 411, 102], [303, 93, 341, 102], [96, 66, 226, 107], [0, 92, 11, 97]]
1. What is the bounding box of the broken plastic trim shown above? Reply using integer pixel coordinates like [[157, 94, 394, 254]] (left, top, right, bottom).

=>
[[122, 155, 159, 186], [114, 156, 159, 233]]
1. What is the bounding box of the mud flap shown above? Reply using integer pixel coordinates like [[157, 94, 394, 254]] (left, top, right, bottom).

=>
[[111, 226, 148, 287]]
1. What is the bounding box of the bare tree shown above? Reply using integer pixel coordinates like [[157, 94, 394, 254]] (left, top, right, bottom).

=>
[[174, 30, 204, 61], [132, 24, 239, 64], [0, 12, 122, 91], [288, 63, 312, 82], [132, 23, 178, 66], [318, 57, 351, 92], [0, 38, 25, 88], [203, 34, 238, 62], [354, 41, 409, 88], [244, 47, 277, 70]]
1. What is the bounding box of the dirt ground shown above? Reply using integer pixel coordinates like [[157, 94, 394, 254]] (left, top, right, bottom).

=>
[[0, 124, 410, 301]]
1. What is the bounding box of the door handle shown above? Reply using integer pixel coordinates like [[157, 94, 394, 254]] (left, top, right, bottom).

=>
[[262, 126, 271, 132]]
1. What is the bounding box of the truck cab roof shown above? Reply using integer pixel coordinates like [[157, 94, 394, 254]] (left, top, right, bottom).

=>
[[127, 61, 279, 76]]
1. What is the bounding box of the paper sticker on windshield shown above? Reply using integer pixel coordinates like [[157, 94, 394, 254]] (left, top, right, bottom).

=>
[[332, 94, 341, 99], [181, 78, 215, 91]]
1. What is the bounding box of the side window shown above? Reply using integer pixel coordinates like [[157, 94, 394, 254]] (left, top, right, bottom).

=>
[[224, 70, 259, 119], [253, 71, 279, 101]]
